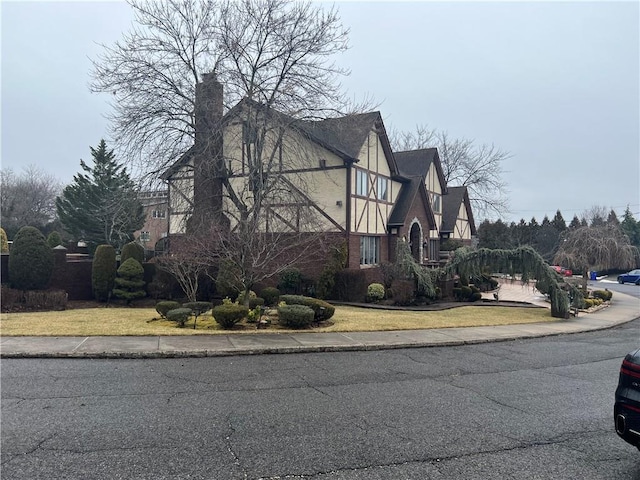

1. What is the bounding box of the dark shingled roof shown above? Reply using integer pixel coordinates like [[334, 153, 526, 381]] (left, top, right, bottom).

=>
[[388, 176, 436, 229], [394, 148, 438, 177], [441, 185, 477, 235], [298, 112, 382, 161]]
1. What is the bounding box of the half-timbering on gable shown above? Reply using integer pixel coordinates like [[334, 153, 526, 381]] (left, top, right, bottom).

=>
[[162, 74, 475, 279]]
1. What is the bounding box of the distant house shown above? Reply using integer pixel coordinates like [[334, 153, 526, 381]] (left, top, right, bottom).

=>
[[162, 74, 475, 276], [133, 189, 169, 255]]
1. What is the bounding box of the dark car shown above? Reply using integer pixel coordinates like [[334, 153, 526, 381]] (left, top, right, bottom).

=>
[[617, 269, 640, 285], [615, 348, 640, 450]]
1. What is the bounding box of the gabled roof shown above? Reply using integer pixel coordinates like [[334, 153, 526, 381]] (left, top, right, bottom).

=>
[[388, 176, 436, 230], [162, 94, 400, 180], [394, 148, 448, 195], [441, 185, 477, 235]]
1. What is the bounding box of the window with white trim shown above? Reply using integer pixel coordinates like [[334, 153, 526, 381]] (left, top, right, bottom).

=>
[[140, 231, 151, 242], [152, 210, 166, 219], [432, 193, 441, 214], [356, 169, 368, 196], [377, 177, 388, 201], [360, 236, 380, 265]]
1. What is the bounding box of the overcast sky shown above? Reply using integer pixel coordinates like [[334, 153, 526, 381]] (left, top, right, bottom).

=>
[[2, 0, 639, 223]]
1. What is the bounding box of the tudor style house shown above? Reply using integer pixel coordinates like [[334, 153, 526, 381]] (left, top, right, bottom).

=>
[[162, 74, 475, 274]]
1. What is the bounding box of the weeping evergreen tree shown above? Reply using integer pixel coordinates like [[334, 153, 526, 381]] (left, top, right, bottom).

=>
[[56, 140, 145, 251], [444, 246, 577, 319], [395, 240, 440, 299]]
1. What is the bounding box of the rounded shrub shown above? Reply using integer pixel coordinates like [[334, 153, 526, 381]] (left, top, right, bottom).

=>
[[0, 227, 9, 253], [46, 231, 62, 248], [469, 292, 483, 302], [166, 307, 193, 327], [92, 244, 117, 302], [366, 283, 385, 303], [260, 287, 281, 306], [278, 304, 315, 329], [9, 226, 54, 290], [156, 300, 181, 319], [279, 295, 335, 321], [212, 303, 248, 329], [120, 241, 144, 264]]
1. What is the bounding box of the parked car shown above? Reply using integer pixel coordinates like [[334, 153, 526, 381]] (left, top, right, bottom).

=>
[[615, 348, 640, 450], [550, 265, 573, 277], [617, 269, 640, 285]]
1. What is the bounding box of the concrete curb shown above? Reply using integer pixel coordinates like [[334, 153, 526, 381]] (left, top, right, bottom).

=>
[[2, 292, 638, 359]]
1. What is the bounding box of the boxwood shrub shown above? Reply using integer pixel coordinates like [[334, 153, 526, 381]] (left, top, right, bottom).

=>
[[212, 304, 248, 329], [166, 307, 193, 327], [156, 300, 181, 319], [278, 304, 315, 329], [279, 295, 335, 321], [260, 287, 281, 306]]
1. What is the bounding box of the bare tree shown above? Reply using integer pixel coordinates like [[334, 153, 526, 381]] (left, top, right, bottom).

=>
[[389, 125, 510, 218], [0, 165, 61, 239], [554, 224, 639, 290], [91, 0, 354, 178], [93, 0, 359, 297]]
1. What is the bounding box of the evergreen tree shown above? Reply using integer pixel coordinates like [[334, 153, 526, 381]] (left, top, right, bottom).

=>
[[607, 209, 620, 225], [477, 219, 512, 249], [569, 215, 581, 229], [551, 210, 567, 232], [56, 140, 145, 250], [621, 206, 640, 249]]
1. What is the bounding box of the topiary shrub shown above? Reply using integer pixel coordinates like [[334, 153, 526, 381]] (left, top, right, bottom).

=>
[[92, 245, 117, 302], [156, 300, 181, 319], [260, 287, 281, 306], [212, 303, 248, 329], [120, 241, 144, 264], [182, 301, 212, 329], [366, 283, 385, 303], [0, 227, 9, 253], [8, 226, 54, 290], [278, 304, 315, 329], [46, 231, 62, 248], [279, 295, 335, 321], [166, 307, 193, 327], [112, 258, 146, 304]]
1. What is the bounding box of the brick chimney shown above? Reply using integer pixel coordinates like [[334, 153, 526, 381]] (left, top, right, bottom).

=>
[[190, 72, 225, 233]]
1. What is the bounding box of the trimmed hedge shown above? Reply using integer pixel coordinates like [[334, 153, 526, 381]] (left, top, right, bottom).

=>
[[120, 241, 144, 264], [212, 303, 248, 329], [592, 289, 613, 301], [156, 300, 181, 319], [279, 295, 334, 321], [278, 304, 315, 329], [92, 245, 116, 302], [260, 287, 281, 306], [9, 226, 54, 290], [166, 307, 192, 327]]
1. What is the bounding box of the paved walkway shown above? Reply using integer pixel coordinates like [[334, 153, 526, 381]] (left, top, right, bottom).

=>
[[1, 283, 638, 359]]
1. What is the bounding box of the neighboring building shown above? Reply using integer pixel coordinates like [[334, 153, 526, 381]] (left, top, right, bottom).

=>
[[162, 74, 475, 275], [133, 189, 169, 254]]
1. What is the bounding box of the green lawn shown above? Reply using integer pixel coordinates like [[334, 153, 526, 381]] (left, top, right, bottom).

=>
[[0, 304, 554, 336]]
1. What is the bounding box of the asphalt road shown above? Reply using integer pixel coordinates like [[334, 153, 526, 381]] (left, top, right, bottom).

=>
[[3, 320, 640, 479]]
